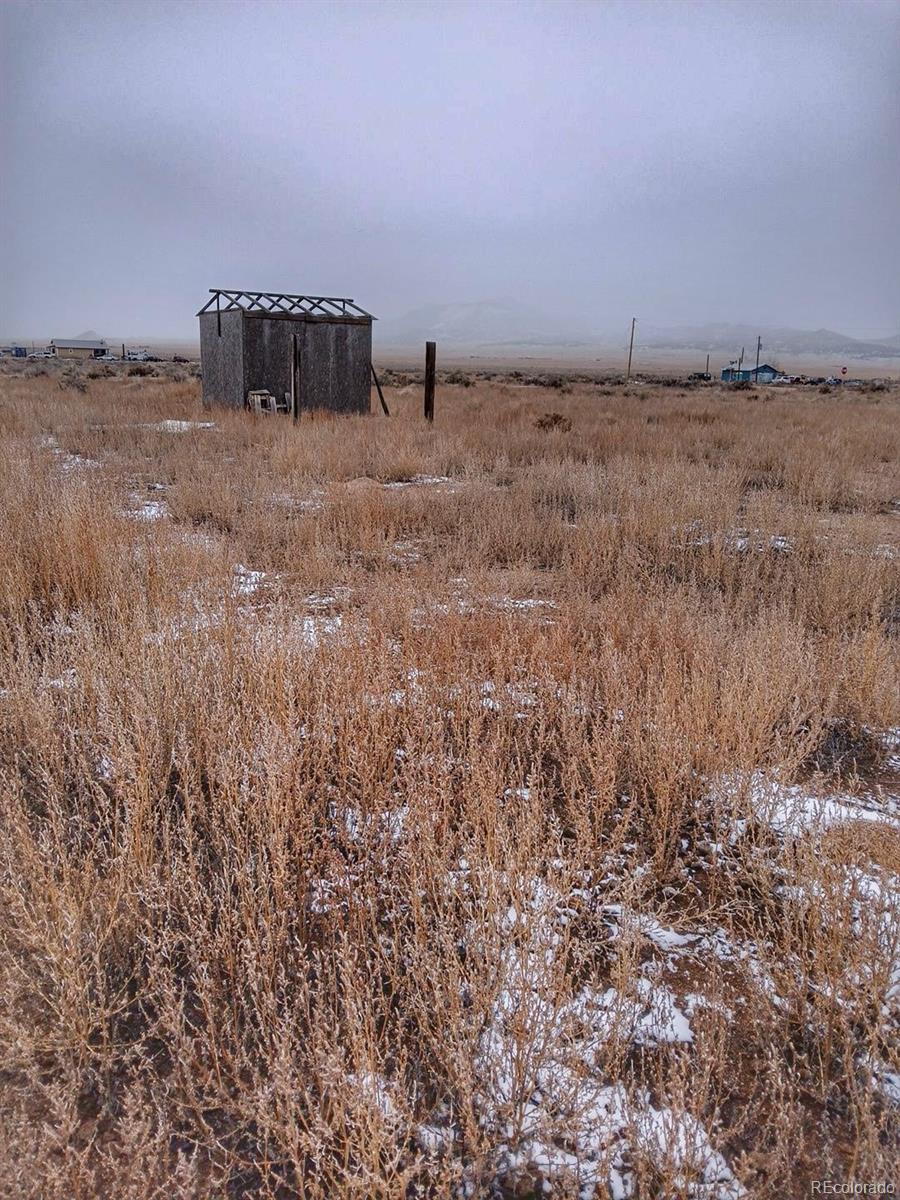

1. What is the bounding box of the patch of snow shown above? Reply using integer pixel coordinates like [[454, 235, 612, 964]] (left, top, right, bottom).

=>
[[36, 432, 103, 472], [383, 474, 460, 490], [572, 977, 694, 1047], [294, 613, 343, 648], [388, 539, 423, 565], [714, 770, 900, 836], [302, 587, 350, 609], [602, 905, 701, 955], [44, 668, 78, 691], [328, 800, 408, 845], [232, 564, 267, 596], [684, 525, 792, 555], [727, 529, 792, 554], [61, 452, 101, 472], [504, 787, 532, 801], [149, 420, 216, 433], [270, 488, 325, 513], [347, 1071, 399, 1122], [130, 498, 168, 521], [490, 596, 557, 613], [456, 874, 741, 1197], [868, 1059, 900, 1105], [874, 727, 900, 773]]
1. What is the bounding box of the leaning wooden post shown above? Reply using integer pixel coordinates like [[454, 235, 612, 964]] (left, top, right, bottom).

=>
[[424, 341, 436, 422], [371, 362, 390, 415]]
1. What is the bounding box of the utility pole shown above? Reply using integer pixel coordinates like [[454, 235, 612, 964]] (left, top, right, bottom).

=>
[[626, 317, 636, 380], [755, 335, 761, 381], [705, 353, 710, 376]]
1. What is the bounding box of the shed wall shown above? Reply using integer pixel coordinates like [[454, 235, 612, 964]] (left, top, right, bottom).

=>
[[199, 310, 244, 409], [242, 316, 372, 416], [298, 320, 372, 415]]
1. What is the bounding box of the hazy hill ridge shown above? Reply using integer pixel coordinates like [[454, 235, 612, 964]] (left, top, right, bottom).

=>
[[377, 303, 900, 358]]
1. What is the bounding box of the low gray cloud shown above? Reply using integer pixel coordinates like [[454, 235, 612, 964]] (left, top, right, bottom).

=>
[[2, 0, 898, 340]]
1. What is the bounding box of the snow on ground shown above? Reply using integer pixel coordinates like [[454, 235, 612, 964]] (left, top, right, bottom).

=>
[[59, 451, 101, 472], [269, 488, 326, 513], [232, 563, 268, 596], [709, 763, 900, 1049], [129, 498, 169, 521], [867, 1058, 900, 1106], [388, 539, 423, 565], [302, 587, 351, 609], [327, 799, 409, 846], [306, 850, 746, 1195], [411, 871, 745, 1198], [489, 595, 557, 615], [784, 865, 900, 1007], [682, 523, 792, 555], [146, 419, 216, 433], [37, 434, 101, 472], [877, 728, 900, 773], [728, 531, 792, 554], [145, 569, 345, 648], [383, 474, 461, 490], [714, 769, 900, 837]]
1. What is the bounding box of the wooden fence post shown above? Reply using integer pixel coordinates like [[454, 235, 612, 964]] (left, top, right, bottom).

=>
[[424, 341, 436, 422]]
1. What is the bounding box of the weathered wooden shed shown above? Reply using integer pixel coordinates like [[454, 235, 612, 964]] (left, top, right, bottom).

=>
[[197, 289, 375, 416]]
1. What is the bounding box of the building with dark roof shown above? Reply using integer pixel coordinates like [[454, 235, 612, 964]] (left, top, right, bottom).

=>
[[50, 339, 108, 360]]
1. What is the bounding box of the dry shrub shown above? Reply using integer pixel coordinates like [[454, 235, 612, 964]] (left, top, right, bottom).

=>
[[535, 411, 573, 433], [0, 371, 897, 1197]]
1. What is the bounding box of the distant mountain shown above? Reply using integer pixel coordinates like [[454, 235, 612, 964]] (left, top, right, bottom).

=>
[[375, 305, 900, 359], [636, 323, 900, 359], [377, 299, 590, 348]]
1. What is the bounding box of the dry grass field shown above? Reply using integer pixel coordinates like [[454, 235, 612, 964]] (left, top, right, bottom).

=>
[[0, 360, 898, 1198]]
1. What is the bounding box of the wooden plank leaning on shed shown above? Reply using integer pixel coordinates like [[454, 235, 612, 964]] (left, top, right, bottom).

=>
[[371, 364, 390, 416]]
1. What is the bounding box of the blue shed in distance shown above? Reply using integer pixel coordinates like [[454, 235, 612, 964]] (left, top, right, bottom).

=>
[[722, 363, 779, 384]]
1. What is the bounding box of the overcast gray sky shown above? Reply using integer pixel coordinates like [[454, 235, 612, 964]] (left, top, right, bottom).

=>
[[2, 0, 899, 340]]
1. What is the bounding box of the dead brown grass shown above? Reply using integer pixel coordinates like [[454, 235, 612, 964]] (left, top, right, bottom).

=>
[[0, 361, 898, 1198]]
